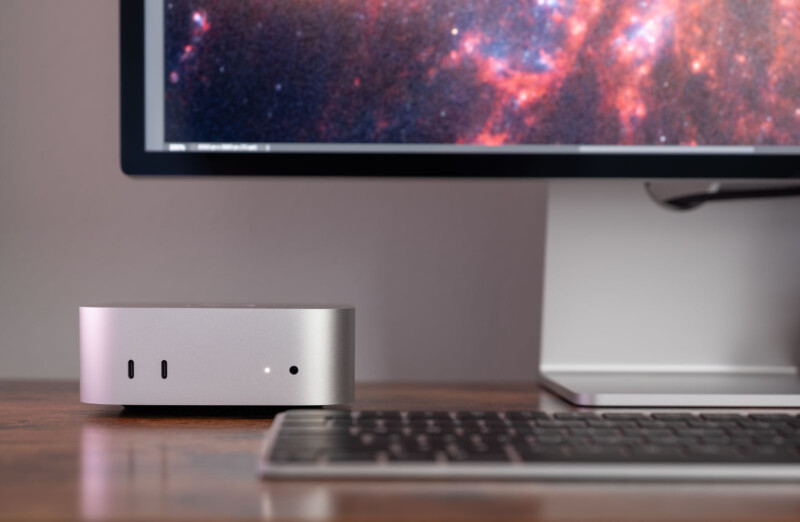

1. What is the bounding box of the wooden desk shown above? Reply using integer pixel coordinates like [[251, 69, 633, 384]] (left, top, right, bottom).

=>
[[2, 381, 800, 521]]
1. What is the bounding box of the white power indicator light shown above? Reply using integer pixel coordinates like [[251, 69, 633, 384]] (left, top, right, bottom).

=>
[[264, 367, 271, 374]]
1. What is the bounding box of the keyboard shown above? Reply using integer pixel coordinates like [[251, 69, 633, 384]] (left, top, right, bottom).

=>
[[259, 410, 800, 481]]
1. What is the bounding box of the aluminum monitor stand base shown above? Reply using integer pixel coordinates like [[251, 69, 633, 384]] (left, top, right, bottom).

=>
[[540, 180, 800, 408]]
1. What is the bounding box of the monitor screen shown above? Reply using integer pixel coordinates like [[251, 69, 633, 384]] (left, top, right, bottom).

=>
[[123, 0, 800, 176], [145, 0, 800, 156]]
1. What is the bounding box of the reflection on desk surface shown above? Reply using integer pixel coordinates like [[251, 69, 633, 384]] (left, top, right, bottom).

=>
[[80, 422, 800, 521], [4, 380, 800, 521]]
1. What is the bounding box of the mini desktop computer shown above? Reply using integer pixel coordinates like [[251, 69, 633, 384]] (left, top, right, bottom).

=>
[[119, 0, 800, 479], [80, 305, 355, 407]]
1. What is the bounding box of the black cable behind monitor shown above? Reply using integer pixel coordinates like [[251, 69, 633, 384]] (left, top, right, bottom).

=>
[[645, 182, 800, 211]]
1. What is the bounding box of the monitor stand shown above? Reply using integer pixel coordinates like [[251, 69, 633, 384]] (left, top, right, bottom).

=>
[[540, 180, 800, 407]]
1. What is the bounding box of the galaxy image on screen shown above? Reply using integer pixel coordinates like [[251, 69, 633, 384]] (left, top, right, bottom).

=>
[[164, 0, 800, 147]]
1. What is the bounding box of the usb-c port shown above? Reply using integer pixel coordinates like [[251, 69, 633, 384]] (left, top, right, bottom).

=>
[[161, 360, 168, 379], [128, 360, 134, 379]]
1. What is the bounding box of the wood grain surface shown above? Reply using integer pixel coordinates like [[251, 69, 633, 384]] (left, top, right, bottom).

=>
[[2, 381, 800, 521]]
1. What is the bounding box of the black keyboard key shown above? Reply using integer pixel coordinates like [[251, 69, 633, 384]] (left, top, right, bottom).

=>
[[699, 414, 745, 421], [738, 420, 774, 430], [587, 428, 621, 437], [553, 412, 599, 420], [456, 411, 502, 421], [619, 435, 647, 445], [675, 428, 725, 438], [530, 428, 568, 437], [700, 436, 732, 446], [647, 436, 680, 445], [744, 446, 799, 461], [702, 421, 741, 430], [517, 447, 556, 461], [505, 411, 551, 421], [406, 411, 453, 420], [753, 435, 789, 446], [630, 445, 687, 461], [687, 420, 725, 429], [651, 413, 695, 421], [568, 446, 629, 461], [536, 420, 587, 429], [357, 411, 402, 420], [749, 414, 794, 422], [451, 451, 510, 462], [685, 446, 742, 461], [591, 435, 625, 445], [636, 420, 677, 429], [601, 413, 647, 421], [534, 435, 565, 445], [587, 420, 633, 429], [564, 437, 593, 447], [623, 428, 674, 438]]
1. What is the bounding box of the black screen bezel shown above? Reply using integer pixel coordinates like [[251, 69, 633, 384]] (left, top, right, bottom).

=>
[[121, 0, 800, 178]]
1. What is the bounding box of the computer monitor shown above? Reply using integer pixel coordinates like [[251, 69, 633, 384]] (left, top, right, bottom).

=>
[[123, 0, 800, 177], [121, 0, 800, 406]]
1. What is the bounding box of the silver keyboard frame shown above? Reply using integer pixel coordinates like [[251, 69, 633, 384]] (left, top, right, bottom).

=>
[[258, 412, 800, 481]]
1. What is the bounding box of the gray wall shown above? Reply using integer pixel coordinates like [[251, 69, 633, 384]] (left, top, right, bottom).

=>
[[0, 1, 546, 381]]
